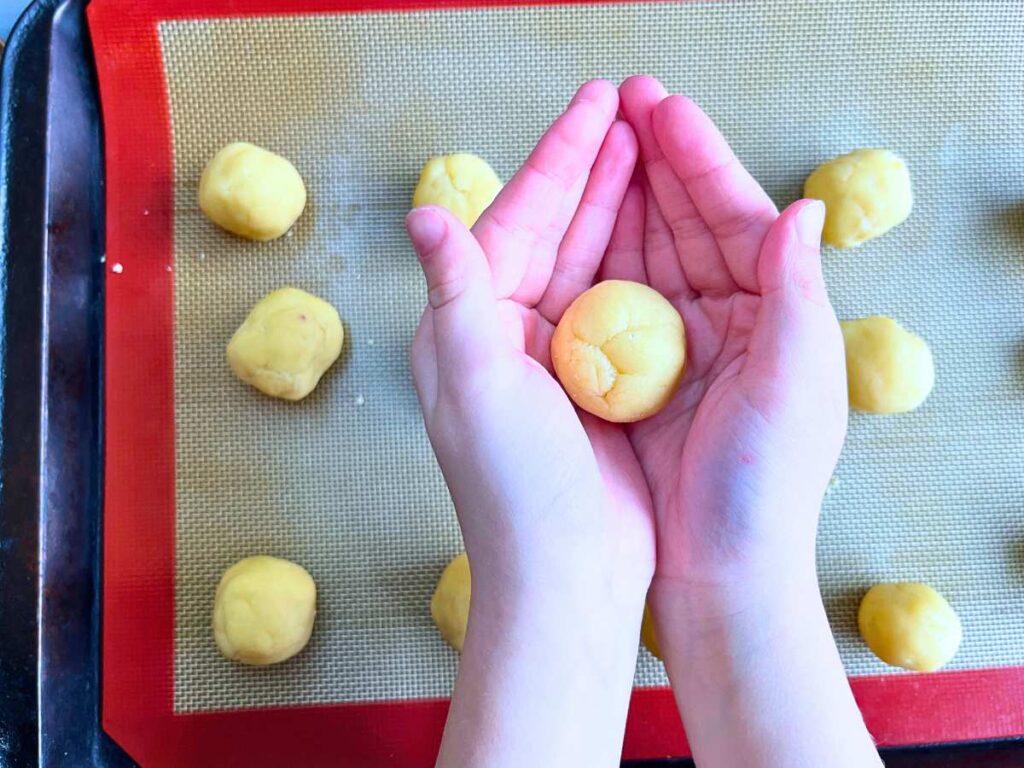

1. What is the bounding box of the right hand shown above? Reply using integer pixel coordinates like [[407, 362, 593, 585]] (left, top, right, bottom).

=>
[[606, 75, 879, 768], [607, 76, 848, 596]]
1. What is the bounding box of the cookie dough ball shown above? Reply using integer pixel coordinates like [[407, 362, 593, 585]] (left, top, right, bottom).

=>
[[213, 556, 317, 666], [841, 316, 934, 413], [641, 603, 662, 661], [431, 552, 471, 651], [551, 280, 686, 423], [412, 154, 502, 228], [858, 582, 962, 672], [804, 149, 912, 248], [227, 287, 344, 401], [199, 142, 306, 241]]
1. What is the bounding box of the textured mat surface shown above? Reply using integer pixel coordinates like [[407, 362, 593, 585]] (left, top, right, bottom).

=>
[[160, 1, 1024, 712]]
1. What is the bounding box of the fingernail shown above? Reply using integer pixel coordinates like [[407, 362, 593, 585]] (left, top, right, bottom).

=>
[[570, 79, 612, 106], [406, 208, 447, 257], [796, 200, 825, 248]]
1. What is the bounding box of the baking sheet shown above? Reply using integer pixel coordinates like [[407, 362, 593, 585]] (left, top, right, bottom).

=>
[[159, 0, 1024, 713]]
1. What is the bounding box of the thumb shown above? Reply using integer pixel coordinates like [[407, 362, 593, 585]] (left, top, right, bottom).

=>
[[749, 199, 843, 380], [406, 205, 504, 371], [757, 199, 827, 302]]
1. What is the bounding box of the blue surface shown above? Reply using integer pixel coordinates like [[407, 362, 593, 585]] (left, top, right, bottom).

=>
[[2, 0, 30, 39]]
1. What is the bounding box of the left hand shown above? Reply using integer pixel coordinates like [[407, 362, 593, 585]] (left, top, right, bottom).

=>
[[409, 80, 655, 768], [409, 80, 654, 601]]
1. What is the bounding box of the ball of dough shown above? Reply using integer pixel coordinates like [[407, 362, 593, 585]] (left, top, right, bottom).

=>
[[213, 555, 317, 666], [199, 142, 307, 241], [804, 149, 912, 248], [412, 154, 502, 228], [858, 582, 962, 672], [431, 552, 471, 652], [551, 280, 686, 423], [641, 603, 662, 661], [841, 316, 934, 413], [227, 287, 344, 401]]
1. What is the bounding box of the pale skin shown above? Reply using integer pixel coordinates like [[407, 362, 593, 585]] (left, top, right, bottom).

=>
[[407, 77, 882, 768]]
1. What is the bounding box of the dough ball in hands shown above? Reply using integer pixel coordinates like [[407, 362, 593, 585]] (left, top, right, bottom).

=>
[[431, 552, 471, 652], [213, 556, 317, 666], [199, 142, 306, 241], [841, 316, 934, 413], [804, 149, 912, 248], [858, 582, 962, 672], [551, 280, 686, 423], [227, 287, 344, 401], [412, 154, 502, 228]]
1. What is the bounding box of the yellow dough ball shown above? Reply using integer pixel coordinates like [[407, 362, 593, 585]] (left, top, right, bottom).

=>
[[858, 582, 962, 672], [199, 142, 307, 241], [551, 280, 686, 423], [227, 287, 344, 401], [804, 149, 912, 248], [640, 603, 662, 661], [841, 316, 934, 413], [412, 154, 502, 228], [213, 556, 317, 666], [431, 552, 471, 652]]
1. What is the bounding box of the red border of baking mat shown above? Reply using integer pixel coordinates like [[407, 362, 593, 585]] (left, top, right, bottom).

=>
[[88, 0, 1024, 764]]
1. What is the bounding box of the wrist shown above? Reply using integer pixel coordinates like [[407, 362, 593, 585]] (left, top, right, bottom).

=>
[[469, 552, 649, 638], [648, 562, 824, 660], [647, 562, 879, 768], [461, 498, 655, 620], [462, 537, 649, 680]]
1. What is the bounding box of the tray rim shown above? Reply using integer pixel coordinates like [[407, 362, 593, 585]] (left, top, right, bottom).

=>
[[1, 0, 1022, 765], [0, 0, 133, 764]]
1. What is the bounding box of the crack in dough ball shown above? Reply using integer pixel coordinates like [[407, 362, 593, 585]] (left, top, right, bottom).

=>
[[431, 552, 471, 652], [412, 153, 502, 228], [640, 603, 662, 661], [227, 287, 344, 401], [213, 556, 317, 666], [199, 142, 307, 241], [551, 281, 686, 423], [804, 149, 912, 249], [841, 316, 934, 413], [858, 582, 962, 672]]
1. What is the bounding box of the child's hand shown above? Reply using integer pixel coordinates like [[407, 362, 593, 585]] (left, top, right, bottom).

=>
[[409, 79, 652, 600], [613, 76, 880, 768], [409, 80, 654, 767], [612, 76, 847, 590]]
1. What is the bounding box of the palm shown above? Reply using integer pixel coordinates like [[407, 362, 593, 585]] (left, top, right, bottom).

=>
[[628, 244, 770, 579]]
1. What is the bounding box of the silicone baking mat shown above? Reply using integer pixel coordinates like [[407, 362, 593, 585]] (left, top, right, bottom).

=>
[[90, 0, 1024, 764]]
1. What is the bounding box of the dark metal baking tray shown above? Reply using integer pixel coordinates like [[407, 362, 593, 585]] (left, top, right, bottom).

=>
[[0, 0, 1020, 765]]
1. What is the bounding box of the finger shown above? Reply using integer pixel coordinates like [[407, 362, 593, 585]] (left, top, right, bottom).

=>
[[747, 200, 837, 383], [410, 309, 438, 412], [619, 75, 727, 296], [474, 79, 619, 303], [406, 205, 504, 373], [652, 95, 778, 294], [536, 120, 638, 323], [512, 172, 589, 305], [642, 180, 696, 303], [757, 199, 827, 302], [599, 181, 648, 283]]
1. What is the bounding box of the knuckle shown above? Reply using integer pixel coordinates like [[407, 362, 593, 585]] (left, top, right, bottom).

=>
[[427, 274, 468, 310]]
